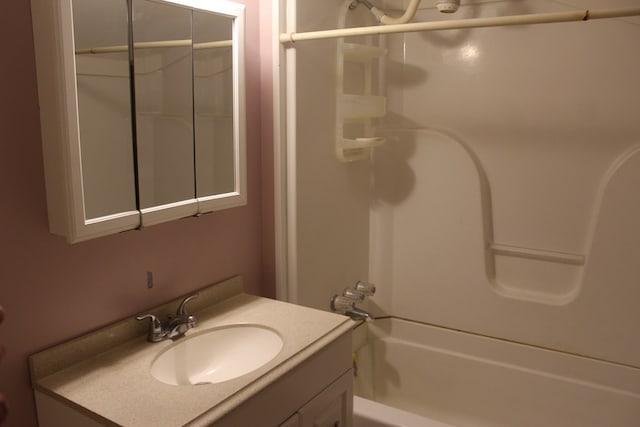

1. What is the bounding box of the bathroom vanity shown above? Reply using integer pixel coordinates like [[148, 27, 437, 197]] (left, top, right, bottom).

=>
[[29, 277, 354, 426]]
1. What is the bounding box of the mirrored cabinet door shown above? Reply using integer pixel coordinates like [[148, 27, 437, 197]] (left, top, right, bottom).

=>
[[133, 0, 199, 226], [30, 0, 246, 243], [73, 0, 137, 220], [193, 2, 246, 213], [31, 0, 141, 243], [194, 11, 235, 198]]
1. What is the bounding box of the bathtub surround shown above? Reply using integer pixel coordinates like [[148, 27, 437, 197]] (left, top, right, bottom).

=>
[[280, 0, 640, 424], [284, 0, 640, 363]]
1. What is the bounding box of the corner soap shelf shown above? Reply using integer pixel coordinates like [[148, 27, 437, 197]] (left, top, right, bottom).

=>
[[336, 41, 387, 162]]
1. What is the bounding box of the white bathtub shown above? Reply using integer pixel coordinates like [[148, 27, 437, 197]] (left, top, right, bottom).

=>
[[351, 318, 640, 427], [353, 396, 454, 427]]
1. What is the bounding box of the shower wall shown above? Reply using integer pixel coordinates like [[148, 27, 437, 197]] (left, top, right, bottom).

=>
[[289, 0, 640, 367], [290, 0, 372, 308]]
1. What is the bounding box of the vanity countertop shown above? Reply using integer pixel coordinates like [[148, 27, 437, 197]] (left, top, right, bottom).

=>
[[30, 277, 353, 426]]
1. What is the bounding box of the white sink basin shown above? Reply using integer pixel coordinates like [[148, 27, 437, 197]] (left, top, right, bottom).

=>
[[150, 324, 284, 386]]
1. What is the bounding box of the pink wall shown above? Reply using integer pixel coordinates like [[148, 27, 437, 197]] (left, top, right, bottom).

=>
[[0, 1, 273, 426]]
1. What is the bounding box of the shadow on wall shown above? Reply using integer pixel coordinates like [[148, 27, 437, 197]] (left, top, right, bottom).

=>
[[371, 129, 417, 205], [372, 114, 493, 217], [370, 121, 496, 302], [385, 58, 429, 89]]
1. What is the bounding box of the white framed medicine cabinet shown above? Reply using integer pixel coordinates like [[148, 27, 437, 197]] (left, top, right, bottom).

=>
[[30, 0, 247, 243]]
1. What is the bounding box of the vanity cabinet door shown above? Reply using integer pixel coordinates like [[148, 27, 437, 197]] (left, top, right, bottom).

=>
[[298, 371, 353, 427]]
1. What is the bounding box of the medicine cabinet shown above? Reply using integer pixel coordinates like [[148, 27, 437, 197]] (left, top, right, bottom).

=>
[[31, 0, 246, 243]]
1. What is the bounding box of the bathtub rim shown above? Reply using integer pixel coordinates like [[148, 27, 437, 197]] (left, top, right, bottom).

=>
[[354, 316, 640, 398]]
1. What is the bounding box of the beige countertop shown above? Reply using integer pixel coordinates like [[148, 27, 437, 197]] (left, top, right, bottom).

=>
[[30, 277, 353, 426]]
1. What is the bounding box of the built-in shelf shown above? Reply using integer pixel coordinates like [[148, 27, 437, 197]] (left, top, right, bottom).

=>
[[341, 137, 386, 150], [342, 42, 387, 62], [490, 243, 585, 266], [336, 41, 387, 162], [341, 94, 386, 120]]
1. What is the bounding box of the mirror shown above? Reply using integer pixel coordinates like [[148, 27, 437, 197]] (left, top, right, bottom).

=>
[[132, 0, 195, 210], [31, 0, 246, 242], [193, 10, 236, 197], [72, 0, 137, 219], [133, 0, 196, 210]]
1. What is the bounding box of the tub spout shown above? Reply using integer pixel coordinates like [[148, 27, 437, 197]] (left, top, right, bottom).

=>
[[330, 293, 375, 322], [345, 307, 374, 322]]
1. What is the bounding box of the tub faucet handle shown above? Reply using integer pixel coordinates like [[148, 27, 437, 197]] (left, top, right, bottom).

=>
[[355, 280, 376, 296], [330, 295, 355, 312], [343, 288, 365, 302]]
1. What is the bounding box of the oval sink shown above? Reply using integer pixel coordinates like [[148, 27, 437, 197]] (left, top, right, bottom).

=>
[[150, 324, 284, 386]]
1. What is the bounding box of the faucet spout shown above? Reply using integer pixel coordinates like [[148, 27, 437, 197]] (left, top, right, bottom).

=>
[[330, 293, 375, 322], [137, 293, 199, 342], [168, 293, 199, 339], [345, 307, 374, 322], [167, 314, 197, 339], [177, 294, 198, 316]]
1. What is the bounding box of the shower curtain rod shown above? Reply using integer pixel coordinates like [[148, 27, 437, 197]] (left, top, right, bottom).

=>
[[279, 7, 640, 43], [75, 39, 232, 55]]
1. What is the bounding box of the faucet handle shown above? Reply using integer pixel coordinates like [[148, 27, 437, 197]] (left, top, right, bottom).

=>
[[176, 293, 199, 316], [354, 280, 376, 296], [136, 313, 161, 329], [136, 314, 164, 342], [330, 295, 355, 313], [342, 288, 365, 302]]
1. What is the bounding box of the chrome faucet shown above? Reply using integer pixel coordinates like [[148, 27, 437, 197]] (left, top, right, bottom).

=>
[[137, 293, 198, 342], [345, 306, 374, 322], [330, 291, 374, 322], [330, 280, 377, 321]]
